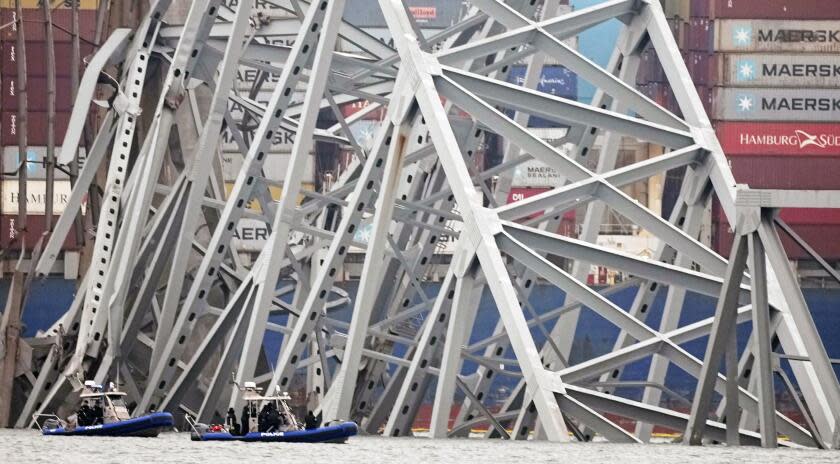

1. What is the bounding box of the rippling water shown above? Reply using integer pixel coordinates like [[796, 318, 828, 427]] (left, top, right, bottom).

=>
[[3, 429, 838, 464]]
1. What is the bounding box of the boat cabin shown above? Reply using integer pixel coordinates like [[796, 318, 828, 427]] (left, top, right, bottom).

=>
[[77, 380, 131, 425], [236, 382, 299, 434]]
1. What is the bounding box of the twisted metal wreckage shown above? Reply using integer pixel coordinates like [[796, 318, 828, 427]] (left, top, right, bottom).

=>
[[5, 0, 840, 448]]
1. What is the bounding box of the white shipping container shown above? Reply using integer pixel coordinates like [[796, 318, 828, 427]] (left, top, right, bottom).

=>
[[235, 64, 306, 92], [509, 140, 572, 188], [720, 53, 840, 88], [231, 218, 272, 252], [221, 151, 315, 183], [716, 20, 840, 53], [1, 180, 74, 215], [221, 122, 298, 153], [511, 159, 563, 188], [713, 87, 840, 121]]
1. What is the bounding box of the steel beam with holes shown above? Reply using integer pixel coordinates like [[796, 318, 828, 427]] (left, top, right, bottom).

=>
[[134, 0, 340, 414], [229, 0, 351, 411]]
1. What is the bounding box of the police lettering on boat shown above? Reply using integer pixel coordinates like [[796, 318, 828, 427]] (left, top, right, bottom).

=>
[[185, 380, 358, 443]]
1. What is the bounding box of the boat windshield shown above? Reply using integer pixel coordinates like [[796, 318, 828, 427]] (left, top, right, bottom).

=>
[[106, 396, 131, 422]]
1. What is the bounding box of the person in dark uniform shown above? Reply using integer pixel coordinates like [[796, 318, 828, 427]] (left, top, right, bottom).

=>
[[226, 407, 239, 435], [240, 405, 250, 435], [92, 400, 104, 425], [264, 403, 281, 432], [77, 401, 93, 426], [258, 403, 269, 432], [304, 410, 318, 430]]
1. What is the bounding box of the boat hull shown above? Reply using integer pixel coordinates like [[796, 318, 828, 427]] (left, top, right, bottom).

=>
[[192, 421, 358, 443], [42, 412, 174, 437]]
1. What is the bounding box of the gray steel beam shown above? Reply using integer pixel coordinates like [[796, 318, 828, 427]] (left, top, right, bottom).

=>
[[685, 233, 749, 445], [748, 233, 777, 447]]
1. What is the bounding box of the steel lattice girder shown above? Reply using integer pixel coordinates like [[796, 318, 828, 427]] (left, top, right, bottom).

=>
[[13, 0, 840, 449]]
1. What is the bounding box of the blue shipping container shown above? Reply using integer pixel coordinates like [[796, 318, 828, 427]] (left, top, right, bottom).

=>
[[505, 65, 578, 128]]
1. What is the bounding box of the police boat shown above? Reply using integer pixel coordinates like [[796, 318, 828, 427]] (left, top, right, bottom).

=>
[[187, 382, 358, 443], [33, 380, 173, 437]]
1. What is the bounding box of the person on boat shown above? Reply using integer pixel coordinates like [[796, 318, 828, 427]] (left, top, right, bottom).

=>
[[226, 408, 239, 435], [258, 403, 269, 432], [77, 401, 94, 426], [304, 410, 318, 430], [259, 402, 282, 432], [240, 405, 251, 435], [92, 400, 104, 425]]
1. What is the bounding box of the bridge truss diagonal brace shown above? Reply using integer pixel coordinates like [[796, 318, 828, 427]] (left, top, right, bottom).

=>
[[379, 0, 574, 441]]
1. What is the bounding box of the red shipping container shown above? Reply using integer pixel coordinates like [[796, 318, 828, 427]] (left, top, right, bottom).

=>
[[3, 75, 75, 112], [0, 8, 97, 42], [717, 122, 840, 157], [713, 220, 840, 260], [779, 208, 840, 226], [687, 52, 717, 86], [713, 200, 840, 226], [645, 82, 673, 108], [687, 17, 714, 52], [695, 85, 714, 115], [339, 100, 386, 121], [637, 48, 652, 86], [0, 214, 79, 251], [726, 155, 840, 190], [1, 111, 73, 146], [690, 0, 711, 18], [709, 0, 840, 20], [1, 40, 95, 77], [663, 17, 686, 48], [642, 49, 667, 85], [712, 190, 840, 259]]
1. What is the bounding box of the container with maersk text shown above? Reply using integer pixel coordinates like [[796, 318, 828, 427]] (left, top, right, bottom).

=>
[[718, 53, 840, 88], [712, 87, 840, 122], [715, 19, 840, 53]]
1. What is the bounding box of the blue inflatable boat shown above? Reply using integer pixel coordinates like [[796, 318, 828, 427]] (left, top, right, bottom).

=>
[[41, 412, 174, 437], [191, 421, 358, 443]]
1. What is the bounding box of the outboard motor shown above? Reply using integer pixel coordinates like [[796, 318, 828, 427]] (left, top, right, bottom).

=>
[[190, 423, 210, 441], [43, 418, 61, 430]]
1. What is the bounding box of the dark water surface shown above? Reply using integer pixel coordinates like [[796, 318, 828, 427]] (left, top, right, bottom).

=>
[[3, 429, 838, 463]]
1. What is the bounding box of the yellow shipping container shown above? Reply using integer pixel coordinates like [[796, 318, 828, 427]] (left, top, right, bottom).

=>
[[223, 182, 315, 213]]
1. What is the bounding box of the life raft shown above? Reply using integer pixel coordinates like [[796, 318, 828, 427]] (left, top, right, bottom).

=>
[[191, 421, 358, 443], [41, 412, 174, 437]]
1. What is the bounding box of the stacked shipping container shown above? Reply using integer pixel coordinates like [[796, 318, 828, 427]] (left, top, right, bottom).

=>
[[221, 0, 313, 197], [0, 1, 98, 251], [689, 0, 840, 261], [638, 1, 840, 261]]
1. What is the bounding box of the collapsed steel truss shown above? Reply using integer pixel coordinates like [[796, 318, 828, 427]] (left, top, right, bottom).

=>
[[9, 0, 840, 448]]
